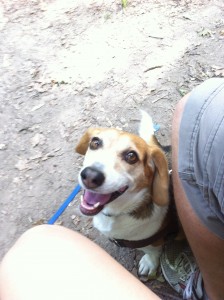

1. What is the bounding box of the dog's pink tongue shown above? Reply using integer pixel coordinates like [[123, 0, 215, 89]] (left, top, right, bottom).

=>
[[84, 191, 112, 206]]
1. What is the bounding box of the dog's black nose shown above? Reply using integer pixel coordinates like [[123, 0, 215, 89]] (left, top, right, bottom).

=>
[[80, 167, 105, 189]]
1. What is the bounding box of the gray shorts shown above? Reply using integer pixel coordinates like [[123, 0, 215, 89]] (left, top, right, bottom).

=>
[[178, 78, 224, 239]]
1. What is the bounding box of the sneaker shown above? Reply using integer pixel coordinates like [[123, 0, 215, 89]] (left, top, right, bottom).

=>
[[160, 240, 204, 300]]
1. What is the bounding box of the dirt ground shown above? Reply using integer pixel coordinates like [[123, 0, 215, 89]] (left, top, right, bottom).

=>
[[0, 0, 223, 298]]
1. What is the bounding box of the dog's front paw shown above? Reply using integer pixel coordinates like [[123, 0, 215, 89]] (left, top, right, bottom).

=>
[[138, 253, 159, 277]]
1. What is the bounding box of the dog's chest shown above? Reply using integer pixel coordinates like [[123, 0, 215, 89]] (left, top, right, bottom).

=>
[[93, 212, 164, 241], [93, 213, 130, 238]]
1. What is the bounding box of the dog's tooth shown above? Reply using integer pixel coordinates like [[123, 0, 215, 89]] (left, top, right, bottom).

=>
[[80, 195, 99, 210], [93, 202, 100, 208]]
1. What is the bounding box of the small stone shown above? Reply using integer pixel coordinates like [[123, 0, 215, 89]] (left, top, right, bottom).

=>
[[0, 144, 7, 150]]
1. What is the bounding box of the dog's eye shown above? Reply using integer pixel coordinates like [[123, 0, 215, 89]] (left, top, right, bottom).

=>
[[90, 137, 102, 150], [124, 151, 139, 164]]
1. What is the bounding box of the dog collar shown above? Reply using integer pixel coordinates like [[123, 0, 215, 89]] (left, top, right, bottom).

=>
[[109, 220, 177, 248]]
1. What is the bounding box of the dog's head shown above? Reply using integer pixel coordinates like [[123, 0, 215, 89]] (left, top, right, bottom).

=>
[[76, 128, 169, 216]]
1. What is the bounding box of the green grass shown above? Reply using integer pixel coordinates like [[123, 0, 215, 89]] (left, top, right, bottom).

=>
[[121, 0, 128, 8]]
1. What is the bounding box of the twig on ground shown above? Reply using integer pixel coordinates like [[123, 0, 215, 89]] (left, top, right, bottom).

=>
[[148, 35, 164, 39], [152, 95, 168, 103], [144, 65, 163, 73]]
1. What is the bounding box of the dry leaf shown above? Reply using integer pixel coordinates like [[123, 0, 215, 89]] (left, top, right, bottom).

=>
[[31, 133, 41, 147], [15, 159, 29, 171], [219, 29, 224, 36], [32, 219, 46, 226], [31, 102, 45, 112], [215, 69, 224, 77], [198, 28, 212, 37]]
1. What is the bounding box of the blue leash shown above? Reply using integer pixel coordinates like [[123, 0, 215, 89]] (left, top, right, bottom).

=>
[[153, 124, 160, 132], [48, 184, 81, 224]]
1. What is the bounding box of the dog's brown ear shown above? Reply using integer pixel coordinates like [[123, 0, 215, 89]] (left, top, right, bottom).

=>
[[75, 128, 95, 155], [149, 146, 169, 206]]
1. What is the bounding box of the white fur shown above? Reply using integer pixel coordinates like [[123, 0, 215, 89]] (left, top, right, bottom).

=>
[[138, 110, 155, 143], [138, 246, 162, 276], [94, 203, 168, 240]]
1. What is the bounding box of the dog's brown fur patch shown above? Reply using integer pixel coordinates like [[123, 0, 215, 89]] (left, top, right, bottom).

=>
[[129, 194, 154, 219]]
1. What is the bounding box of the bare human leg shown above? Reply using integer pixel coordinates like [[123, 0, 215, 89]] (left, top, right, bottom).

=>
[[0, 225, 160, 300]]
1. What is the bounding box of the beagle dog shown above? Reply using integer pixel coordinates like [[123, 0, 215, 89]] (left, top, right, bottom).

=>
[[76, 111, 176, 277]]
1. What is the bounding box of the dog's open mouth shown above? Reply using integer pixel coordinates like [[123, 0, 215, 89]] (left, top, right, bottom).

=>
[[80, 186, 128, 216]]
